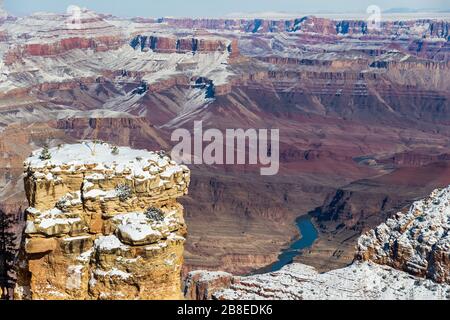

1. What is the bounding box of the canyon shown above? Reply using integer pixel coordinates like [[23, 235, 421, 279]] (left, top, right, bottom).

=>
[[0, 6, 450, 297], [184, 185, 450, 299]]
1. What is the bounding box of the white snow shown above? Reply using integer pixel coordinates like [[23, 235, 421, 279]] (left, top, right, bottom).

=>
[[118, 223, 162, 242], [145, 242, 168, 251], [77, 248, 94, 263], [63, 235, 91, 242], [25, 221, 37, 234], [83, 188, 117, 200], [38, 217, 81, 229], [213, 261, 450, 300], [94, 235, 128, 251], [26, 142, 160, 168], [85, 173, 105, 180], [167, 233, 186, 242], [113, 212, 168, 243], [94, 268, 132, 280]]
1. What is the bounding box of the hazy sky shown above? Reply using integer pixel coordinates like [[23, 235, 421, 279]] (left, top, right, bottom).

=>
[[3, 0, 450, 17]]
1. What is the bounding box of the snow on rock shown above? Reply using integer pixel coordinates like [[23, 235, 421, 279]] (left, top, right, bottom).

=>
[[24, 142, 190, 201], [112, 211, 180, 245], [26, 141, 169, 174], [357, 186, 450, 284], [24, 206, 85, 237], [93, 267, 132, 280], [77, 248, 94, 263], [66, 265, 84, 290], [94, 235, 129, 252], [117, 219, 162, 246], [17, 141, 190, 300], [212, 262, 450, 300]]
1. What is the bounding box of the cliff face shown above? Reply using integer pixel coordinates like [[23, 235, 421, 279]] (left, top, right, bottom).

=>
[[14, 142, 190, 300], [161, 17, 449, 40], [130, 35, 239, 57], [357, 186, 450, 284]]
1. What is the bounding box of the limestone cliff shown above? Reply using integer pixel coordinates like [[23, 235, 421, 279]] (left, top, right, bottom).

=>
[[14, 142, 190, 300]]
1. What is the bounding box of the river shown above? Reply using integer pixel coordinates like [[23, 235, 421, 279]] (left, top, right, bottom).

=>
[[268, 216, 319, 272]]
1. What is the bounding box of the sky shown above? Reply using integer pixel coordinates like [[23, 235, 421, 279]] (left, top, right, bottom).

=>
[[3, 0, 450, 18]]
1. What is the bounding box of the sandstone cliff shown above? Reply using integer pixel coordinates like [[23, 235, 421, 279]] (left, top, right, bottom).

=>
[[14, 142, 190, 300]]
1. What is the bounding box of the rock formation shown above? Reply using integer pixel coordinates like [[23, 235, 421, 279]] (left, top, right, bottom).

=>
[[14, 142, 190, 300], [185, 262, 449, 300], [184, 186, 450, 300], [357, 186, 450, 284], [130, 35, 239, 57]]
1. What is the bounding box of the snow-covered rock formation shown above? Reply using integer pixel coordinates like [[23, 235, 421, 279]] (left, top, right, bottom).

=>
[[14, 142, 190, 300], [184, 186, 450, 300], [187, 262, 449, 300], [357, 187, 450, 284]]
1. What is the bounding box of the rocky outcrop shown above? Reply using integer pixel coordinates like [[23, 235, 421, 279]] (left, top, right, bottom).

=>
[[14, 142, 190, 300], [357, 186, 450, 284], [130, 34, 239, 57], [185, 261, 450, 300], [183, 271, 235, 300], [4, 36, 124, 65]]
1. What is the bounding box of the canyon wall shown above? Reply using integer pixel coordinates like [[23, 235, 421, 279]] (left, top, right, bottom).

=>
[[130, 34, 239, 57], [14, 142, 190, 300]]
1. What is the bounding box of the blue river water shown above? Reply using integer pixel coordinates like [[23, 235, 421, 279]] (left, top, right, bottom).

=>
[[269, 216, 319, 272]]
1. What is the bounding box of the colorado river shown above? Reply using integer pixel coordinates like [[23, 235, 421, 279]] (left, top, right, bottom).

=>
[[269, 216, 319, 272]]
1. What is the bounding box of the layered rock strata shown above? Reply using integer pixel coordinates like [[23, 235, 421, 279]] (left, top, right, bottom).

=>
[[130, 35, 239, 57], [14, 142, 190, 300]]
